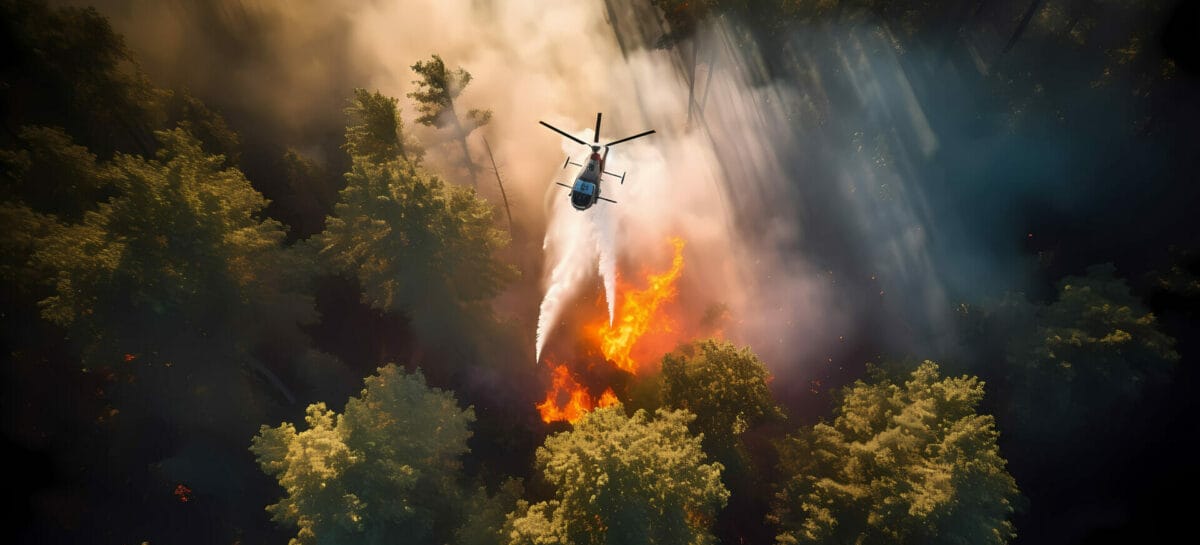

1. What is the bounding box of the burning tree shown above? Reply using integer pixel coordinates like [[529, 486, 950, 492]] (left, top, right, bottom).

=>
[[506, 405, 728, 545], [536, 362, 618, 424], [535, 237, 688, 424], [596, 237, 686, 374]]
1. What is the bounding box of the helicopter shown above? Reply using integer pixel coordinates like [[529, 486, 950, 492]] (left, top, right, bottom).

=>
[[540, 113, 655, 211]]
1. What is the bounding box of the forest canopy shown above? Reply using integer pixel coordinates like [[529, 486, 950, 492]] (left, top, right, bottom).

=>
[[3, 1, 1196, 545]]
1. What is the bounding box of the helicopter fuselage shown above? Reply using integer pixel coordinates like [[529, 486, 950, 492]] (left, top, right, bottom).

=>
[[540, 112, 653, 211], [569, 152, 605, 210]]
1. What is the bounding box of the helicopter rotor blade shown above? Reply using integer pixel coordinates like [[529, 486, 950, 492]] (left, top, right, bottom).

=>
[[539, 121, 589, 147], [605, 129, 656, 147], [594, 113, 602, 143]]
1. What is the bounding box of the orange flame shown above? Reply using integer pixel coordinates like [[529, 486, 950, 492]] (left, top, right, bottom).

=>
[[596, 237, 686, 373], [536, 363, 618, 424]]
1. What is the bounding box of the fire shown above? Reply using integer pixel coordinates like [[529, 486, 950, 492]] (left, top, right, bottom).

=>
[[596, 237, 686, 373], [535, 237, 687, 424], [536, 363, 618, 424]]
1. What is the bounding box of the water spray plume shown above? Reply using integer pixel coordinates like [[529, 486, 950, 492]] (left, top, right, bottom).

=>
[[535, 170, 618, 364], [597, 237, 686, 374], [592, 208, 618, 328]]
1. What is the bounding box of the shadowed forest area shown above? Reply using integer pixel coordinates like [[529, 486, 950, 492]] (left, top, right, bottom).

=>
[[3, 0, 1199, 544]]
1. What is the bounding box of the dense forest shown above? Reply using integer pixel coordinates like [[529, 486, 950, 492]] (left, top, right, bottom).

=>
[[3, 0, 1198, 544]]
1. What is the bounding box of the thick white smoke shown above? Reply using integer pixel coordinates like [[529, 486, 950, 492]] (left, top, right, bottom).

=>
[[349, 0, 843, 371], [91, 0, 960, 376]]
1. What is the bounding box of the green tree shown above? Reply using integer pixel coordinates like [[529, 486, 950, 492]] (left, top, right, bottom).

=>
[[506, 405, 729, 545], [657, 340, 785, 545], [272, 148, 342, 239], [1007, 264, 1179, 429], [0, 125, 116, 221], [659, 339, 784, 473], [457, 478, 525, 545], [408, 55, 491, 187], [771, 361, 1020, 545], [316, 94, 514, 341], [1, 0, 162, 155], [251, 364, 476, 545], [344, 88, 421, 163], [33, 128, 313, 407], [0, 201, 55, 293], [161, 88, 242, 165]]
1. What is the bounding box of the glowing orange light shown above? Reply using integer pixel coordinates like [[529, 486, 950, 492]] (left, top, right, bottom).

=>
[[597, 388, 618, 408], [596, 237, 685, 374], [536, 363, 619, 424]]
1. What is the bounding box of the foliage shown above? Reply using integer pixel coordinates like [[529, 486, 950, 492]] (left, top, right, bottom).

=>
[[252, 364, 476, 545], [33, 128, 313, 365], [408, 55, 491, 132], [457, 478, 526, 545], [1006, 264, 1179, 428], [408, 55, 490, 186], [771, 361, 1020, 545], [272, 148, 342, 239], [316, 106, 515, 338], [506, 405, 729, 545], [0, 0, 162, 154], [344, 88, 422, 163], [161, 88, 242, 165], [0, 201, 56, 293], [659, 339, 784, 472], [0, 126, 117, 221]]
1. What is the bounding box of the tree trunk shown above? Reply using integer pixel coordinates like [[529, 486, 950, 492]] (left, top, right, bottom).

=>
[[1002, 0, 1046, 54], [481, 135, 513, 237], [446, 102, 479, 188], [248, 360, 296, 405], [686, 38, 698, 127]]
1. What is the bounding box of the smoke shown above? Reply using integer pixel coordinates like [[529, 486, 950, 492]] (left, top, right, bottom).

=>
[[77, 0, 1034, 383]]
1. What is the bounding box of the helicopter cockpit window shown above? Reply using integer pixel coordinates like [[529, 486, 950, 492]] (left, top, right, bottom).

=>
[[573, 179, 596, 196]]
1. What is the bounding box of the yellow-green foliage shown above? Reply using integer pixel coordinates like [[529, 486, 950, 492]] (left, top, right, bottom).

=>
[[0, 126, 116, 221], [343, 88, 421, 163], [408, 55, 491, 132], [772, 361, 1020, 545], [251, 364, 475, 545], [0, 202, 56, 293], [1033, 264, 1178, 391], [33, 128, 312, 363], [660, 339, 785, 474], [316, 98, 515, 338], [506, 405, 729, 545]]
